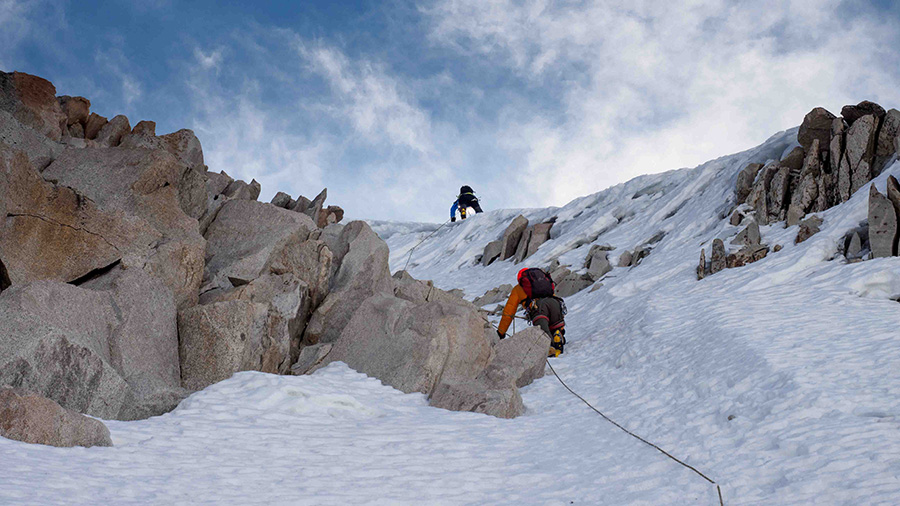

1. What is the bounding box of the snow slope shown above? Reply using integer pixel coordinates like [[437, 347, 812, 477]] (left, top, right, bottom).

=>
[[3, 129, 900, 505]]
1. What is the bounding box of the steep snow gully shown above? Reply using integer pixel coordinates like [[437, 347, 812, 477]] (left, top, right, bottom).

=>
[[3, 126, 900, 504], [374, 126, 900, 504]]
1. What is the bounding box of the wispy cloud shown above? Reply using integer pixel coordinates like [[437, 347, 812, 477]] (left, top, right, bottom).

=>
[[298, 42, 434, 153], [94, 45, 144, 107], [423, 0, 900, 206]]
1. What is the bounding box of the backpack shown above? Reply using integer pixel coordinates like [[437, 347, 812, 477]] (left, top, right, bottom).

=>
[[517, 268, 555, 299]]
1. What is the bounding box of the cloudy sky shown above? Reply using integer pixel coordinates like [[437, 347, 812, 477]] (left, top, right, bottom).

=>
[[2, 0, 899, 222]]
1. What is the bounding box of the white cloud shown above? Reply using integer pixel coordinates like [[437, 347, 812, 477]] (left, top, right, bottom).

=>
[[423, 0, 900, 207], [194, 47, 223, 72], [94, 46, 144, 107], [298, 43, 434, 153]]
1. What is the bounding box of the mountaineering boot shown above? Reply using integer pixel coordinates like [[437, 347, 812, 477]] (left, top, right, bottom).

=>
[[460, 207, 467, 220], [548, 347, 561, 357], [549, 329, 565, 357]]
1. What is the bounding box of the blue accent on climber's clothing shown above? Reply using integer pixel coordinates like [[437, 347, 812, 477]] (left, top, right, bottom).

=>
[[450, 201, 459, 219]]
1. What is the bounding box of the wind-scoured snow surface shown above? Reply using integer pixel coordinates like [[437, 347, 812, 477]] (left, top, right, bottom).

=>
[[3, 130, 900, 505]]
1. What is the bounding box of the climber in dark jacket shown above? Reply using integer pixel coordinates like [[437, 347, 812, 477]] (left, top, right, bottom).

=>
[[450, 185, 483, 222]]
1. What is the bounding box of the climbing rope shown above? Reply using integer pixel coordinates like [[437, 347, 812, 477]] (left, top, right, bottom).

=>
[[402, 219, 451, 274], [545, 360, 725, 505], [479, 311, 724, 505]]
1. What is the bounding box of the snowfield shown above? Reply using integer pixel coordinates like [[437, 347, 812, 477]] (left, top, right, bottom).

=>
[[3, 128, 900, 505]]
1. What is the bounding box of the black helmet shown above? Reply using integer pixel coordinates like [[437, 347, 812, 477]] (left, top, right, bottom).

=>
[[460, 185, 474, 194]]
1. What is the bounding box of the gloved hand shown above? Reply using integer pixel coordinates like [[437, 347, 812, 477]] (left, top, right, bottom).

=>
[[451, 216, 456, 222], [497, 330, 505, 340]]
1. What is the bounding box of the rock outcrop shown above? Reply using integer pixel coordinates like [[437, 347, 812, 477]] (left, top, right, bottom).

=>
[[0, 70, 383, 423], [735, 101, 899, 229], [481, 215, 555, 266]]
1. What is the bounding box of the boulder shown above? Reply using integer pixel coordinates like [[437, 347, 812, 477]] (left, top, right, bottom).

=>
[[81, 267, 184, 419], [306, 188, 327, 226], [845, 230, 865, 259], [710, 239, 726, 274], [798, 107, 836, 152], [781, 146, 806, 176], [131, 120, 156, 137], [0, 308, 128, 420], [697, 248, 707, 280], [178, 300, 271, 390], [841, 101, 886, 125], [617, 250, 633, 267], [57, 96, 91, 128], [525, 222, 553, 258], [271, 192, 293, 208], [263, 238, 332, 312], [0, 145, 159, 289], [42, 148, 206, 309], [67, 123, 85, 139], [887, 176, 900, 255], [472, 284, 514, 307], [83, 113, 108, 140], [584, 245, 612, 280], [787, 139, 822, 226], [428, 380, 523, 419], [189, 273, 307, 386], [2, 277, 184, 420], [500, 215, 529, 260], [766, 164, 791, 223], [291, 195, 312, 213], [392, 271, 471, 309], [514, 228, 533, 263], [841, 114, 879, 198], [198, 171, 234, 233], [159, 129, 204, 171], [303, 221, 393, 344], [94, 114, 131, 148], [747, 163, 778, 225], [203, 199, 316, 292], [480, 327, 549, 388], [323, 205, 344, 225], [735, 163, 763, 204], [876, 109, 900, 158], [290, 343, 333, 376], [0, 388, 112, 447], [554, 270, 594, 297], [868, 184, 897, 258], [0, 71, 66, 141], [222, 178, 261, 201], [727, 244, 769, 268], [795, 216, 823, 244], [730, 221, 761, 247], [314, 294, 493, 396], [0, 109, 63, 171], [430, 326, 549, 418], [481, 240, 503, 266]]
